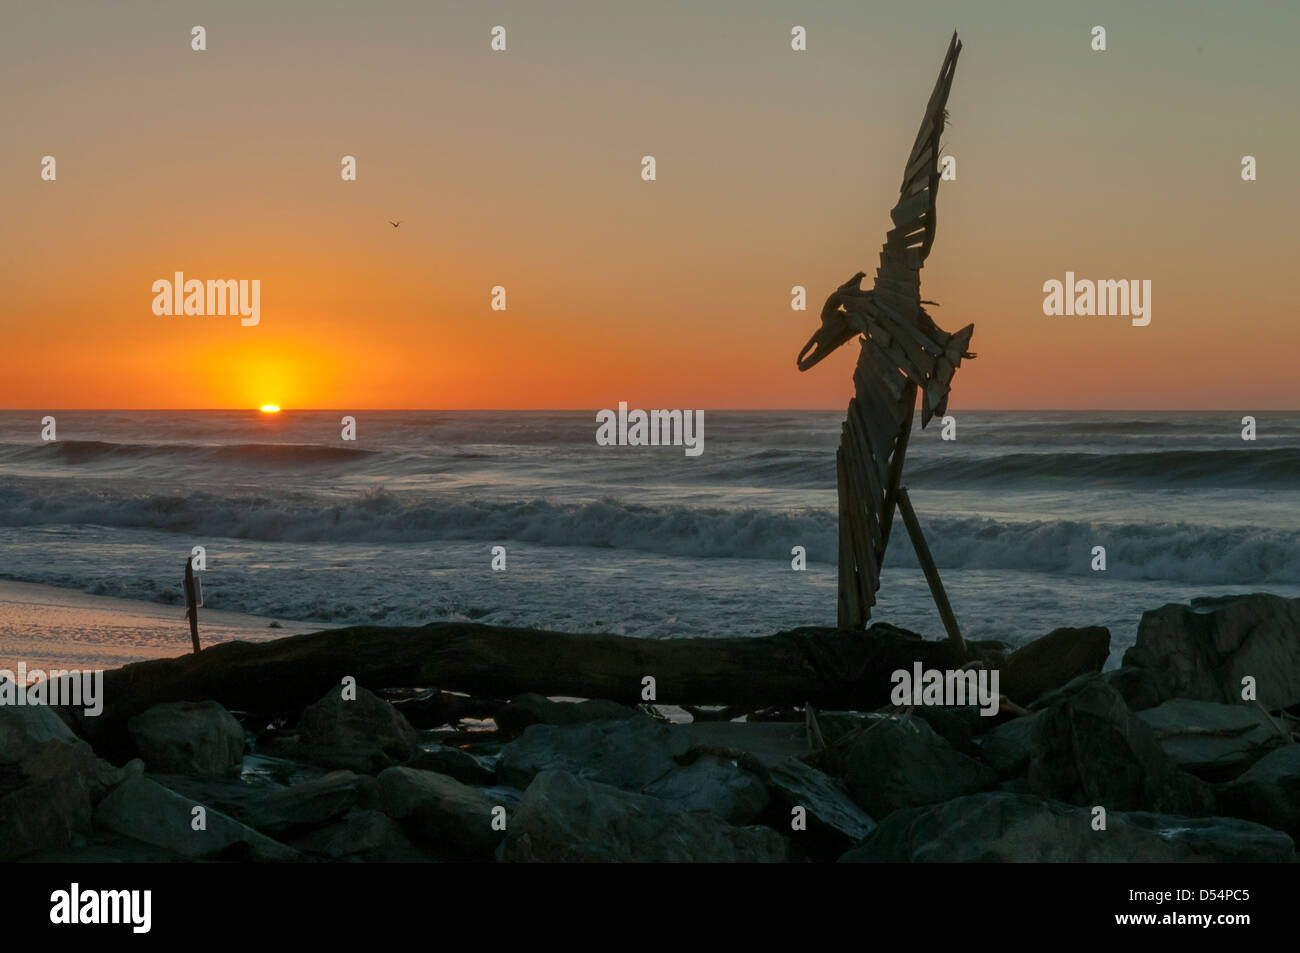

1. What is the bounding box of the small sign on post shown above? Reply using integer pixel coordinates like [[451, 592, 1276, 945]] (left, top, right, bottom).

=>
[[183, 556, 202, 653]]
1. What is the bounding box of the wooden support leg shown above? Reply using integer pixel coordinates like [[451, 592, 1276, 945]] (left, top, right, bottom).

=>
[[896, 486, 966, 656], [836, 448, 861, 630], [879, 382, 917, 552]]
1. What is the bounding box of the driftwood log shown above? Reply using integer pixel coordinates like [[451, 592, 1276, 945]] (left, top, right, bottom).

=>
[[65, 620, 1109, 753]]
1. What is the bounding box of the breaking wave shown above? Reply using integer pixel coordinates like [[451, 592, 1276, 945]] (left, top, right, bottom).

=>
[[0, 485, 1294, 585]]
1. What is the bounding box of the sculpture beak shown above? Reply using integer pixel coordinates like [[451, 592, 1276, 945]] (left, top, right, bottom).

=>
[[797, 318, 856, 371]]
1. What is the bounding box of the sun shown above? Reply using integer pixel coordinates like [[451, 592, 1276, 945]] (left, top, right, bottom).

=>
[[259, 404, 281, 413]]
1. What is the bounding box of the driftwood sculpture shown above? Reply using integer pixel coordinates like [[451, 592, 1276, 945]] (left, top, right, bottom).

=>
[[797, 32, 974, 647]]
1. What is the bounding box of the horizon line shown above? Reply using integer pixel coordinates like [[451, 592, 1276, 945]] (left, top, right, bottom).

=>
[[1, 407, 1295, 414]]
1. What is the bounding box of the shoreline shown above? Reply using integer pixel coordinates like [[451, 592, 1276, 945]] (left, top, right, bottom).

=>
[[0, 579, 321, 674]]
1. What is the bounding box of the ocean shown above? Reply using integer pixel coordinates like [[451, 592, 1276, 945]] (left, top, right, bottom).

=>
[[1, 410, 1297, 671]]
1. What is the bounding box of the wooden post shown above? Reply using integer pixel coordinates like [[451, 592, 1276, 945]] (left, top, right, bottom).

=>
[[183, 556, 201, 654], [835, 449, 856, 629], [896, 486, 966, 656]]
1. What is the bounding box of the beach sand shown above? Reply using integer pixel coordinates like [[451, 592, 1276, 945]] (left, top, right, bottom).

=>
[[0, 580, 322, 674]]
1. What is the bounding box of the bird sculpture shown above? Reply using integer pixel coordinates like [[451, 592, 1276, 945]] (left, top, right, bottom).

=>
[[797, 32, 974, 646]]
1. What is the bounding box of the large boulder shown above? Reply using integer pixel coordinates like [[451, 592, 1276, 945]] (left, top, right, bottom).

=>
[[675, 721, 811, 768], [296, 685, 419, 772], [146, 772, 287, 823], [1136, 699, 1286, 781], [841, 791, 1293, 862], [408, 745, 497, 786], [1, 689, 98, 781], [501, 770, 796, 862], [1103, 667, 1164, 712], [89, 757, 145, 803], [0, 683, 100, 859], [830, 713, 996, 818], [0, 773, 93, 861], [1001, 625, 1110, 707], [127, 700, 244, 777], [1122, 594, 1300, 710], [909, 705, 987, 756], [978, 713, 1039, 779], [1027, 680, 1214, 816], [498, 715, 692, 791], [291, 809, 416, 861], [765, 757, 876, 859], [641, 754, 770, 824], [235, 770, 380, 838], [377, 766, 504, 859], [816, 711, 874, 747], [1218, 745, 1300, 837], [93, 777, 300, 861]]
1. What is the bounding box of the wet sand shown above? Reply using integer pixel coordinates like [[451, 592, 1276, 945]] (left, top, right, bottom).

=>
[[0, 579, 323, 674]]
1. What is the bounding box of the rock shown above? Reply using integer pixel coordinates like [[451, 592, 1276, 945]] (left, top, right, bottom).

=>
[[642, 754, 769, 824], [0, 683, 100, 859], [93, 777, 300, 861], [675, 720, 812, 767], [1219, 745, 1300, 837], [1136, 699, 1286, 781], [16, 836, 191, 863], [236, 771, 380, 837], [1027, 672, 1102, 712], [88, 757, 145, 803], [408, 745, 497, 785], [840, 791, 1293, 862], [481, 785, 525, 812], [1001, 625, 1110, 707], [1123, 594, 1300, 710], [1103, 667, 1164, 712], [296, 685, 419, 772], [1120, 811, 1294, 863], [127, 700, 244, 777], [501, 770, 796, 862], [498, 715, 692, 791], [1028, 679, 1214, 816], [910, 705, 986, 754], [830, 713, 996, 818], [0, 773, 94, 861], [377, 766, 504, 859], [765, 757, 876, 858], [495, 694, 638, 735], [978, 714, 1039, 779], [291, 809, 416, 861], [239, 752, 322, 788], [147, 772, 284, 823], [0, 689, 98, 781], [816, 711, 873, 747]]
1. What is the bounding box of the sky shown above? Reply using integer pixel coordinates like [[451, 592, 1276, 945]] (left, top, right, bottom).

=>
[[2, 0, 1298, 410]]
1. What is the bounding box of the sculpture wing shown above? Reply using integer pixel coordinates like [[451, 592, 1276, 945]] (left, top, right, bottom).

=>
[[864, 31, 972, 427], [884, 31, 959, 274]]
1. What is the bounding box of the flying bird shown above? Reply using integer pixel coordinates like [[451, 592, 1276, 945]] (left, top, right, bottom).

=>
[[797, 32, 974, 634], [389, 220, 401, 228]]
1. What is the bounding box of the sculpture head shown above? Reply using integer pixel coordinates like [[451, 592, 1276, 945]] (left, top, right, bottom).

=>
[[797, 274, 867, 371]]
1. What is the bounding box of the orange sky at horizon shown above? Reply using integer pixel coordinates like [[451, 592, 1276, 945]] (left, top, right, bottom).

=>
[[4, 1, 1298, 411]]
